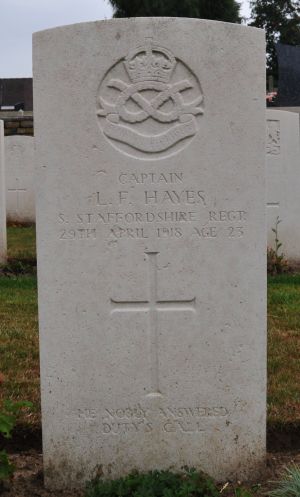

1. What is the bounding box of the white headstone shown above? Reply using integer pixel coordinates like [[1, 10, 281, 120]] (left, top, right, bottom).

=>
[[266, 110, 300, 261], [34, 19, 266, 489], [0, 121, 7, 263], [5, 136, 35, 223]]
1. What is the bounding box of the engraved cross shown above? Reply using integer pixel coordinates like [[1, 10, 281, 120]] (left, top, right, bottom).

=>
[[111, 252, 196, 397]]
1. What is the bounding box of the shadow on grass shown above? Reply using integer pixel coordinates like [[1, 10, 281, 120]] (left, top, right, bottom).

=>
[[0, 258, 36, 276], [0, 224, 37, 276], [268, 422, 300, 452]]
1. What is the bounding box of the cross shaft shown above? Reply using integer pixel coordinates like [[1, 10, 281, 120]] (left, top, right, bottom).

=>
[[111, 252, 195, 396]]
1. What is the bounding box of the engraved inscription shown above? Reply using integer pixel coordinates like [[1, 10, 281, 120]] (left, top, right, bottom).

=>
[[97, 39, 204, 159], [101, 420, 205, 434], [77, 408, 97, 421], [57, 171, 248, 242], [267, 120, 280, 155], [57, 169, 249, 242], [73, 404, 229, 436], [59, 228, 96, 240], [111, 252, 195, 396], [159, 406, 228, 418], [101, 405, 228, 435], [104, 404, 147, 420], [103, 420, 153, 435], [118, 172, 184, 185]]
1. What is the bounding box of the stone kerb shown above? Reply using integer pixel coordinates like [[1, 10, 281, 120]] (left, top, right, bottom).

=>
[[33, 18, 266, 489], [0, 120, 7, 263], [266, 109, 300, 261], [5, 135, 35, 223]]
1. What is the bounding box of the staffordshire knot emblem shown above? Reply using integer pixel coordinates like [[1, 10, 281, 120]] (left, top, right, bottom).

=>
[[97, 39, 204, 159]]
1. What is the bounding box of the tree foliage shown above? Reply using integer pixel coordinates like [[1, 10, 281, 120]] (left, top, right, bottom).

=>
[[109, 0, 241, 23], [250, 0, 300, 76]]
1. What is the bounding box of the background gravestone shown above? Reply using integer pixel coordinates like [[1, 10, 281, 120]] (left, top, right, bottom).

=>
[[0, 120, 7, 263], [33, 18, 266, 489], [275, 44, 300, 107], [266, 109, 300, 261], [5, 136, 35, 223]]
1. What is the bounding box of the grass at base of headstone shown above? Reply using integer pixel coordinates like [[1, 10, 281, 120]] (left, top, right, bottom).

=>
[[85, 469, 257, 497], [0, 225, 36, 275], [268, 464, 300, 497], [7, 225, 36, 261], [86, 469, 219, 497], [268, 274, 300, 427], [0, 225, 38, 428], [0, 275, 40, 426]]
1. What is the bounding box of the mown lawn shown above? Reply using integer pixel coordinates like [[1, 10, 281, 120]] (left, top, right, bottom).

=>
[[0, 226, 299, 429], [268, 274, 300, 426], [0, 275, 39, 424], [0, 226, 39, 425], [7, 225, 36, 261]]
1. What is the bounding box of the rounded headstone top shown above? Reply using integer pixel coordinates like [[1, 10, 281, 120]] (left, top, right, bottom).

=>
[[33, 17, 264, 37]]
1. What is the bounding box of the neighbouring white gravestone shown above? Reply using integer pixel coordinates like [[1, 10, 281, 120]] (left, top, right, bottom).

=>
[[33, 19, 266, 489], [266, 110, 300, 261], [5, 136, 35, 223], [0, 121, 7, 263]]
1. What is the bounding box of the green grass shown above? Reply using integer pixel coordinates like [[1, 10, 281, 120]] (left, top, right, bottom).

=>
[[0, 275, 39, 425], [268, 274, 300, 426], [268, 464, 300, 496], [0, 226, 36, 276], [85, 469, 220, 497], [7, 225, 36, 261], [85, 470, 258, 497], [0, 226, 39, 425], [0, 226, 299, 432]]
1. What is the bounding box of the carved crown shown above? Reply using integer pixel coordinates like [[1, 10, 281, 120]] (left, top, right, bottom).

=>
[[124, 40, 176, 83]]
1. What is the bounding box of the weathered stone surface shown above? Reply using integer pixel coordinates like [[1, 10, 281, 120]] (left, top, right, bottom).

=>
[[5, 135, 35, 223], [0, 121, 7, 262], [266, 109, 300, 261], [33, 18, 266, 489]]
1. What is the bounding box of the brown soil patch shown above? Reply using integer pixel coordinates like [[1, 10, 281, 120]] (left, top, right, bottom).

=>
[[1, 451, 83, 497]]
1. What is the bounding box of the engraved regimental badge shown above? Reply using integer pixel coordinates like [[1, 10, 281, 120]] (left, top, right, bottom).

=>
[[97, 39, 204, 159]]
